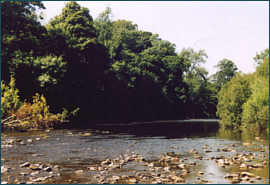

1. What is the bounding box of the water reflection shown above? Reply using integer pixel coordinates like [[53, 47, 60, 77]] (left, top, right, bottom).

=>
[[90, 121, 220, 139]]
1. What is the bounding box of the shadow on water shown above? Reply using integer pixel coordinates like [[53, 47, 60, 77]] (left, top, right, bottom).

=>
[[89, 121, 220, 139]]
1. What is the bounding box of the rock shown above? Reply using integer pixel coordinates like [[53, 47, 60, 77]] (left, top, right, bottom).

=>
[[225, 173, 240, 179], [242, 142, 252, 147], [1, 166, 10, 173], [255, 137, 262, 140], [229, 179, 241, 184], [182, 168, 189, 174], [189, 149, 198, 154], [14, 139, 22, 143], [1, 181, 8, 184], [112, 176, 120, 181], [53, 165, 61, 169], [256, 176, 262, 180], [29, 165, 42, 170], [75, 170, 84, 174], [20, 162, 30, 168], [189, 161, 196, 165], [33, 177, 46, 182], [171, 176, 185, 183], [218, 159, 225, 165], [197, 171, 204, 175], [79, 132, 91, 136], [241, 172, 255, 177], [166, 152, 174, 155], [171, 157, 179, 162], [101, 159, 112, 165], [243, 158, 251, 162], [27, 139, 33, 143], [128, 178, 137, 183], [252, 164, 263, 168], [178, 164, 186, 168], [87, 166, 97, 171], [241, 176, 250, 181], [44, 167, 52, 172], [201, 179, 209, 183], [202, 144, 209, 149], [239, 163, 247, 169], [164, 166, 170, 172], [222, 148, 230, 152]]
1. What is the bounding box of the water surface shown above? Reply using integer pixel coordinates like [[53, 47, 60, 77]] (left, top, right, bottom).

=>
[[1, 121, 269, 184]]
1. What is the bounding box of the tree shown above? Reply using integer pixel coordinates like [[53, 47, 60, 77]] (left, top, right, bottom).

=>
[[254, 48, 269, 68], [1, 1, 47, 82], [216, 51, 269, 130], [44, 2, 111, 124], [216, 73, 252, 128], [211, 59, 238, 89], [179, 48, 214, 118], [242, 57, 269, 130]]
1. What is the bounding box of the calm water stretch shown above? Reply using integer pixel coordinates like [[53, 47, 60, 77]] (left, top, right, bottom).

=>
[[1, 120, 269, 184]]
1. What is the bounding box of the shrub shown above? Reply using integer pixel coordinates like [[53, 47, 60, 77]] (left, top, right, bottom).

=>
[[1, 76, 78, 130]]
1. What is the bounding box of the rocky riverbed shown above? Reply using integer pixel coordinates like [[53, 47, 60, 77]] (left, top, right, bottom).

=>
[[1, 123, 269, 184]]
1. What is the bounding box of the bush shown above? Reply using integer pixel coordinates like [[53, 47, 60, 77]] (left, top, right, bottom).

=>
[[1, 76, 22, 119], [1, 76, 78, 130], [216, 73, 252, 128]]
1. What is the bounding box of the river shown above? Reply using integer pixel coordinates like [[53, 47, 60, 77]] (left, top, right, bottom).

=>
[[1, 120, 269, 184]]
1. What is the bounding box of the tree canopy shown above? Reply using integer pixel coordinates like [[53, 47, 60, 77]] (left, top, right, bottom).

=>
[[1, 2, 268, 130]]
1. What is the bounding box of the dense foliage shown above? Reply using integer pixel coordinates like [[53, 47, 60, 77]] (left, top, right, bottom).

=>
[[1, 76, 76, 130], [1, 1, 268, 130], [217, 54, 269, 130]]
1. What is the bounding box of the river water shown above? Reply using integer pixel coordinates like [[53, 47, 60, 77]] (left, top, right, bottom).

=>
[[1, 120, 269, 184]]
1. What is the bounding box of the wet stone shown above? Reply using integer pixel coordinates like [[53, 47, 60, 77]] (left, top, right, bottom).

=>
[[20, 162, 30, 168], [29, 165, 42, 170], [44, 167, 52, 172], [75, 170, 84, 174]]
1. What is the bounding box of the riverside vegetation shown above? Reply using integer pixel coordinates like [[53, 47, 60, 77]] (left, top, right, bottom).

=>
[[1, 1, 269, 130]]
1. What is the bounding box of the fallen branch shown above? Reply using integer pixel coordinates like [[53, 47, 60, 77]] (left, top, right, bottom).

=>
[[2, 114, 41, 125], [1, 115, 16, 124]]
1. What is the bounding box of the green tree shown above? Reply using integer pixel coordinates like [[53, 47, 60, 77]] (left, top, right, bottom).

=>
[[242, 58, 269, 130], [1, 1, 47, 82], [216, 73, 252, 128], [44, 2, 111, 123], [253, 48, 269, 68], [179, 48, 215, 118], [211, 59, 238, 89]]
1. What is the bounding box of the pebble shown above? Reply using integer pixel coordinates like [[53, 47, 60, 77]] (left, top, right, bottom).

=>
[[128, 178, 137, 183], [44, 167, 52, 171], [197, 171, 204, 175], [29, 165, 42, 170], [75, 170, 84, 174], [1, 166, 10, 173], [20, 162, 30, 168]]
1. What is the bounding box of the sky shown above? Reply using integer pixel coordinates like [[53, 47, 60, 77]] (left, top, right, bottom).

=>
[[42, 1, 269, 76]]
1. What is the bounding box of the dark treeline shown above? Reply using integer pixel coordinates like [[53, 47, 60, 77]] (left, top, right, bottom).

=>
[[1, 2, 268, 130]]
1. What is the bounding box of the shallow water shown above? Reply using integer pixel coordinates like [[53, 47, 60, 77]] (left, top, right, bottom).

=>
[[1, 121, 269, 184]]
